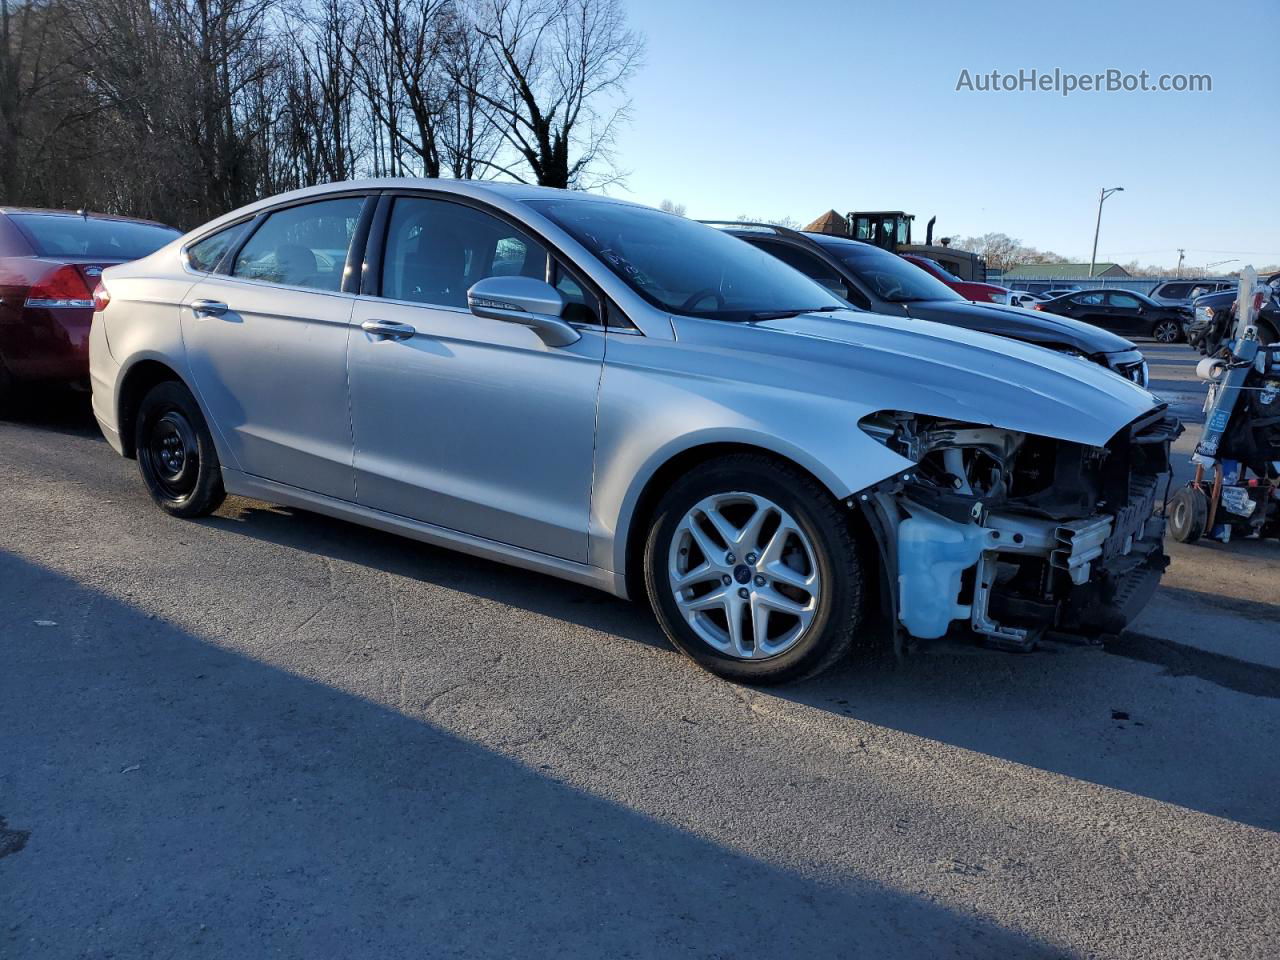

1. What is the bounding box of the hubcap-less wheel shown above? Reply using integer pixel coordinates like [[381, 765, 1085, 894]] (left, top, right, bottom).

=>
[[146, 411, 199, 500], [1153, 320, 1181, 343], [667, 492, 820, 660]]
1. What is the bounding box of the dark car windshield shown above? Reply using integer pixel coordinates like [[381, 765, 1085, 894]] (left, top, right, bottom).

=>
[[525, 199, 846, 321], [819, 241, 962, 303], [9, 213, 179, 260]]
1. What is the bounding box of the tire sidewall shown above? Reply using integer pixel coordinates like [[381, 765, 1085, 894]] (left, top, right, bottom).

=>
[[644, 459, 861, 684], [134, 381, 224, 518]]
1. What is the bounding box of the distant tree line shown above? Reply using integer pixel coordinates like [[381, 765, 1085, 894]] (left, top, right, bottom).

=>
[[0, 0, 643, 228]]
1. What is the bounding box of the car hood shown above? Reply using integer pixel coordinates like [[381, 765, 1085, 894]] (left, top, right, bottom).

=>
[[901, 299, 1135, 354], [674, 309, 1161, 448]]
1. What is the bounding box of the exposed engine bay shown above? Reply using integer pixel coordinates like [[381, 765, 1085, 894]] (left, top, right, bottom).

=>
[[856, 406, 1184, 650]]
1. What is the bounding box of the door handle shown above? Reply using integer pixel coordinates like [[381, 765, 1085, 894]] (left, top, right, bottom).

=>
[[361, 318, 416, 341], [190, 299, 229, 317]]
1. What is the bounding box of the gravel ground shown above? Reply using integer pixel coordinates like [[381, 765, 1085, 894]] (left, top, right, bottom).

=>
[[2, 342, 1278, 959]]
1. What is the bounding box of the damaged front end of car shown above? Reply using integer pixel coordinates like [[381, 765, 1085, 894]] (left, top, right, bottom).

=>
[[854, 406, 1183, 651]]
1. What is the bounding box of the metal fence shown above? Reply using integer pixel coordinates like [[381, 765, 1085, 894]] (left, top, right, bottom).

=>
[[986, 274, 1235, 296]]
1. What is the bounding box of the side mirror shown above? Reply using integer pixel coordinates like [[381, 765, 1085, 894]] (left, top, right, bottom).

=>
[[466, 276, 580, 347]]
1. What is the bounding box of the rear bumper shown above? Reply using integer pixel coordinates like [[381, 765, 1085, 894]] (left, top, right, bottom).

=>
[[0, 305, 92, 383]]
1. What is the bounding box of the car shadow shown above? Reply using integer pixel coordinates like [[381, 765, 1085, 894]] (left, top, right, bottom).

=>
[[0, 551, 1060, 958], [0, 387, 101, 440], [201, 497, 1280, 833], [202, 498, 672, 652]]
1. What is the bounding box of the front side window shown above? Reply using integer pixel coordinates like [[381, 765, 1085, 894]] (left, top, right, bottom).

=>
[[551, 259, 603, 326], [232, 197, 364, 292], [380, 197, 547, 308], [187, 221, 251, 273], [751, 240, 850, 301], [827, 243, 960, 303], [1108, 293, 1141, 309], [526, 199, 845, 322]]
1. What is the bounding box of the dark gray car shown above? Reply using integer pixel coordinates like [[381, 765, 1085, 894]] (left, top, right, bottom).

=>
[[715, 223, 1149, 387]]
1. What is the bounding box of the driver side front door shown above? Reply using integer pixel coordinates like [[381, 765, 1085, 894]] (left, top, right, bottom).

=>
[[346, 194, 606, 563]]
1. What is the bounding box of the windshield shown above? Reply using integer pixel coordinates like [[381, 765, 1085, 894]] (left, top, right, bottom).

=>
[[10, 214, 179, 260], [821, 242, 962, 303], [525, 199, 847, 321]]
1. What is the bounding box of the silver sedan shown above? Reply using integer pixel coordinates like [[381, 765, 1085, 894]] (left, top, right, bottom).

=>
[[89, 180, 1178, 683]]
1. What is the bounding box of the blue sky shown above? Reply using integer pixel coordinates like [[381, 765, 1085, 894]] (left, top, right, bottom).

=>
[[610, 0, 1280, 270]]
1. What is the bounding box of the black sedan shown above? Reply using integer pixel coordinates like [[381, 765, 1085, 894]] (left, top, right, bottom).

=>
[[1032, 288, 1189, 343], [710, 223, 1150, 386]]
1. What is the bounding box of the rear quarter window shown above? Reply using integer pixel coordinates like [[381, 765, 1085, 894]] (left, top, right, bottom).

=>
[[186, 222, 252, 273]]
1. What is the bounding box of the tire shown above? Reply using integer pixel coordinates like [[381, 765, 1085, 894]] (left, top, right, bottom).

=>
[[643, 454, 866, 684], [1152, 319, 1183, 344], [1168, 486, 1208, 544], [134, 380, 225, 518]]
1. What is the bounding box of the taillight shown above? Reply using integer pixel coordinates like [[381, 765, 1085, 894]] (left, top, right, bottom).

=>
[[93, 280, 111, 312], [25, 264, 94, 308], [1032, 304, 1043, 310]]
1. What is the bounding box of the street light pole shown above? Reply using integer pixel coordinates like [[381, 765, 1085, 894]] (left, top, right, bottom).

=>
[[1088, 186, 1124, 278]]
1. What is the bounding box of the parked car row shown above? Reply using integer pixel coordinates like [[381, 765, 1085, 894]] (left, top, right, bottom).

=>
[[1187, 278, 1280, 354], [705, 222, 1149, 385], [73, 179, 1179, 684]]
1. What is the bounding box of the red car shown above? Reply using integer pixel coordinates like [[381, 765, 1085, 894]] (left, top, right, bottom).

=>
[[900, 254, 1011, 304], [0, 208, 179, 401]]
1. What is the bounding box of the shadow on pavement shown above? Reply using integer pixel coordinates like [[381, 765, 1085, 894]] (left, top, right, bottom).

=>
[[0, 388, 100, 440], [0, 551, 1062, 958], [200, 497, 1280, 834]]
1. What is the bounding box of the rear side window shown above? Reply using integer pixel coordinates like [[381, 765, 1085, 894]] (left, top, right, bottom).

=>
[[752, 241, 851, 301], [379, 196, 548, 308], [232, 197, 365, 292], [9, 214, 178, 259], [186, 222, 251, 273], [1074, 292, 1105, 305], [1157, 282, 1192, 299]]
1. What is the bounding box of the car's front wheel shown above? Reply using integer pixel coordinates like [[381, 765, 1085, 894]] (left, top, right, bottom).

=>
[[135, 380, 226, 518], [1152, 319, 1183, 343], [643, 454, 866, 684]]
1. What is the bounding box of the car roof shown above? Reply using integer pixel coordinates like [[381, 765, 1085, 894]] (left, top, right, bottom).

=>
[[183, 178, 651, 245], [0, 207, 176, 229]]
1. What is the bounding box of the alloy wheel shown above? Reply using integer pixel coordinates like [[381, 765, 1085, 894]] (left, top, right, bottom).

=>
[[1153, 320, 1181, 343], [667, 492, 820, 660]]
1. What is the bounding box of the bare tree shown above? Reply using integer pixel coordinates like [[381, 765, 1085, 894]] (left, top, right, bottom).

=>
[[462, 0, 642, 188], [658, 198, 685, 216], [0, 0, 647, 224], [954, 232, 1065, 274]]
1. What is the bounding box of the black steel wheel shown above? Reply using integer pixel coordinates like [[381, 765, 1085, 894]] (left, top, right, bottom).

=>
[[135, 380, 225, 517]]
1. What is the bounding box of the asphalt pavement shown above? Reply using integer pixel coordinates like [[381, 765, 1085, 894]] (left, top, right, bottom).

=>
[[2, 341, 1278, 959]]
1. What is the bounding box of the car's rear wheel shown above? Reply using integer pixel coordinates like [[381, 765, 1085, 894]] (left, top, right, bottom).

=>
[[1152, 319, 1183, 344], [643, 454, 866, 684], [135, 380, 225, 518]]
